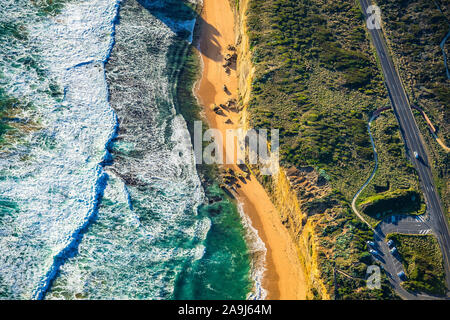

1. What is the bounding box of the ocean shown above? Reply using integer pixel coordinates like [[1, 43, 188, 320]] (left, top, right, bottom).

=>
[[0, 0, 261, 299]]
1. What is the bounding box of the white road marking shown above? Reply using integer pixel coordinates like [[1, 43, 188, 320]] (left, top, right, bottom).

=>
[[416, 216, 425, 222]]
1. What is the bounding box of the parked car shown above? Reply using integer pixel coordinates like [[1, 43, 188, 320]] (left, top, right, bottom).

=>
[[367, 241, 376, 247], [397, 271, 407, 281], [387, 239, 394, 248]]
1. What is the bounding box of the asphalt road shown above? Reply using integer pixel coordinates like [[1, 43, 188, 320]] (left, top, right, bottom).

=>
[[372, 215, 441, 300], [360, 0, 450, 297]]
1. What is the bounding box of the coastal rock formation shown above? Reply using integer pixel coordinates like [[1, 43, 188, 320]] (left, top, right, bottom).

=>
[[232, 0, 390, 300], [233, 0, 331, 299]]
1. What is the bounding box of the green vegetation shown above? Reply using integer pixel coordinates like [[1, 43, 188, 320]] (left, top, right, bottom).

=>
[[387, 234, 447, 296], [356, 112, 424, 224], [376, 0, 449, 120], [375, 0, 450, 220], [360, 188, 424, 218], [246, 0, 388, 199], [314, 204, 398, 299], [244, 0, 423, 298], [413, 109, 450, 224]]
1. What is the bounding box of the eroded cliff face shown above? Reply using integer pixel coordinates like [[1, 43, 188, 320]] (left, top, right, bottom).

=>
[[232, 0, 331, 300], [272, 167, 332, 299], [234, 0, 253, 133]]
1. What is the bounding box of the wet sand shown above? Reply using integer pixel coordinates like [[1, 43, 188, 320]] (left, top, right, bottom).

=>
[[194, 0, 307, 300]]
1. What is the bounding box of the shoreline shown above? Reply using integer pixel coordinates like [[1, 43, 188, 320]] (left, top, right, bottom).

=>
[[194, 0, 307, 300]]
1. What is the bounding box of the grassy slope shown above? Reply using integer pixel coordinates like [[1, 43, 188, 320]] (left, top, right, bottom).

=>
[[356, 112, 424, 225], [375, 0, 450, 221], [247, 0, 385, 186], [243, 0, 413, 299], [387, 234, 447, 296]]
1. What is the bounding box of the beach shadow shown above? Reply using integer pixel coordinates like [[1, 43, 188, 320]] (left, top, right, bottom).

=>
[[223, 85, 231, 95], [195, 16, 223, 62], [220, 185, 235, 199], [136, 0, 222, 62], [238, 176, 247, 184]]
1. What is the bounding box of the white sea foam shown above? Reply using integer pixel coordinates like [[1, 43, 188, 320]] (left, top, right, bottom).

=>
[[41, 0, 210, 299], [45, 111, 209, 299], [0, 0, 253, 300], [0, 0, 121, 299], [237, 203, 268, 300]]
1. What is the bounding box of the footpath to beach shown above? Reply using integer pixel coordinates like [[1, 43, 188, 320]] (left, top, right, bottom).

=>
[[194, 0, 307, 300]]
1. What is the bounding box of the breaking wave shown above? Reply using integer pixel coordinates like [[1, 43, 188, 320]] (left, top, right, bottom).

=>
[[0, 0, 255, 300]]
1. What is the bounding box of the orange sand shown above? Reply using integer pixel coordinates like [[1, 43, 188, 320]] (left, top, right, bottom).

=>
[[194, 0, 307, 300]]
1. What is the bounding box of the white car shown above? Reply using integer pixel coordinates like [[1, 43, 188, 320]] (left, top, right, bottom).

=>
[[367, 241, 375, 247], [397, 271, 407, 281], [413, 151, 419, 159]]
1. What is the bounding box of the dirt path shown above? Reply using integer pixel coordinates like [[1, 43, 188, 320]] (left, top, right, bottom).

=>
[[195, 0, 307, 300]]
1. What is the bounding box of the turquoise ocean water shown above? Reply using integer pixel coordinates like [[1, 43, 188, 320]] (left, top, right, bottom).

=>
[[0, 0, 263, 299]]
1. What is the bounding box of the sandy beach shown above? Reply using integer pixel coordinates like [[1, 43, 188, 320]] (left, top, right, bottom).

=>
[[194, 0, 307, 300]]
